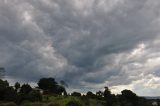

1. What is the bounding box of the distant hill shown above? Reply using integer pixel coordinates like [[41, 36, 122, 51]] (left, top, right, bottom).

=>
[[143, 96, 160, 99]]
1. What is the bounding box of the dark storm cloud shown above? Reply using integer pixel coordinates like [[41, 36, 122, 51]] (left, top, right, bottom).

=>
[[32, 0, 158, 68], [0, 0, 160, 95]]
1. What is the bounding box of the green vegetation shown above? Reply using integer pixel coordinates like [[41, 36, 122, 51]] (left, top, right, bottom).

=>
[[0, 78, 158, 106], [18, 96, 105, 106]]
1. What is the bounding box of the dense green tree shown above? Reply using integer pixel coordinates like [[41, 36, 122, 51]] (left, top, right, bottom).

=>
[[103, 87, 111, 98], [96, 91, 103, 97], [120, 89, 139, 106], [0, 78, 153, 106], [118, 90, 152, 106], [14, 82, 20, 92], [38, 78, 57, 90], [71, 92, 81, 97], [86, 91, 96, 98], [103, 87, 119, 106], [38, 77, 67, 95], [96, 91, 104, 100], [28, 90, 42, 102], [38, 78, 58, 94], [0, 79, 20, 103], [0, 79, 9, 100], [57, 85, 67, 95], [20, 84, 32, 94], [4, 86, 20, 103]]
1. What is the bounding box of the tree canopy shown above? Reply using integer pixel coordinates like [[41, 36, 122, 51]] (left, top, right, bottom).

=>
[[38, 78, 67, 95], [0, 78, 153, 106]]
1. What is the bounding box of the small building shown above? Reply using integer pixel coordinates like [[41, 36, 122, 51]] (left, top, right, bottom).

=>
[[33, 88, 44, 94]]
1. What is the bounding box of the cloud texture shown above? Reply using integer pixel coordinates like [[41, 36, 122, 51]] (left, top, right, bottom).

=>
[[0, 0, 160, 96]]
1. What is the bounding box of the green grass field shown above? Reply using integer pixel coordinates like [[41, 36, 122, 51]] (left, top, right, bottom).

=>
[[0, 95, 105, 106], [21, 96, 105, 106]]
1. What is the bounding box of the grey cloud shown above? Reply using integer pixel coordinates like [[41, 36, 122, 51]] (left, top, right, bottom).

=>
[[0, 0, 160, 95]]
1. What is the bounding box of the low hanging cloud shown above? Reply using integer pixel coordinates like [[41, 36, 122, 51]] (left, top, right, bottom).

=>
[[0, 0, 160, 96]]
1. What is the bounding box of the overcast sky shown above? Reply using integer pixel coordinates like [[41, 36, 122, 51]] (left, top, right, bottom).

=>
[[1, 0, 160, 96]]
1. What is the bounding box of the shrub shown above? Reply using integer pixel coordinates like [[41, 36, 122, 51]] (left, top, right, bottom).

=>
[[21, 101, 31, 106], [0, 104, 5, 106], [48, 103, 60, 106], [0, 102, 16, 106], [71, 92, 81, 97], [5, 103, 17, 106], [31, 103, 44, 106], [22, 102, 43, 106], [28, 90, 42, 102], [66, 100, 82, 106]]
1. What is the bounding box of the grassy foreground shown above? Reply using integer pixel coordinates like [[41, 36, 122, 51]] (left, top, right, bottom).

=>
[[0, 95, 105, 106]]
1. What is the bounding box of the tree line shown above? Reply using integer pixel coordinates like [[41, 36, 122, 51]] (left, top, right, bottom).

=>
[[0, 77, 157, 106]]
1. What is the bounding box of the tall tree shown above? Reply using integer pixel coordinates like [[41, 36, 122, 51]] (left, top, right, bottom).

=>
[[96, 91, 103, 97], [104, 87, 111, 98], [38, 78, 58, 91], [86, 91, 96, 98], [103, 87, 119, 106], [57, 85, 67, 95], [71, 92, 81, 97], [38, 77, 67, 95], [14, 82, 20, 92], [20, 84, 32, 94], [120, 89, 139, 106], [0, 79, 9, 100], [4, 86, 19, 103]]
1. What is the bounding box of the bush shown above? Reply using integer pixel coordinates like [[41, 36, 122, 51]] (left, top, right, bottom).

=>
[[66, 100, 82, 106], [21, 101, 31, 106], [22, 102, 43, 106], [28, 90, 42, 102], [0, 102, 16, 106], [4, 87, 20, 103], [48, 103, 60, 106], [30, 103, 43, 106], [71, 92, 81, 97], [20, 90, 42, 103], [5, 103, 17, 106]]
